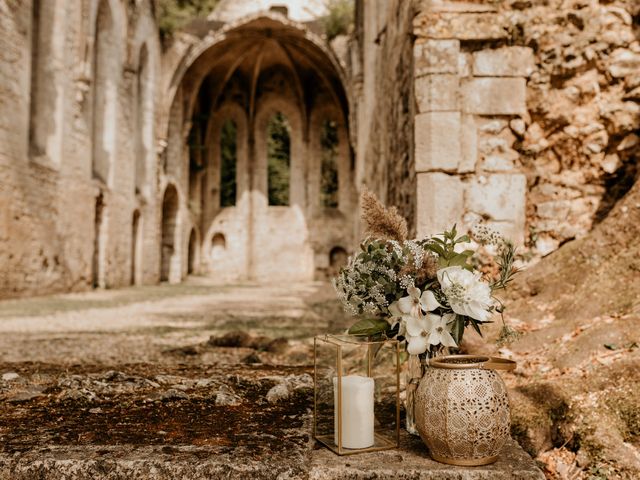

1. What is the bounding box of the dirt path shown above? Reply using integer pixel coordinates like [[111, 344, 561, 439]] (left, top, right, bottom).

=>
[[0, 279, 347, 365]]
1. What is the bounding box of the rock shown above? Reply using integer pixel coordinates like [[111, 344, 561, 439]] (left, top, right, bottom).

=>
[[608, 49, 640, 78], [242, 352, 262, 364], [266, 383, 290, 404], [510, 119, 526, 137], [150, 389, 189, 402], [617, 133, 639, 150], [601, 154, 621, 174], [265, 374, 313, 404], [164, 345, 199, 356], [214, 385, 242, 406], [58, 388, 98, 403], [7, 390, 43, 403], [265, 338, 289, 355], [208, 331, 253, 348], [2, 372, 19, 381]]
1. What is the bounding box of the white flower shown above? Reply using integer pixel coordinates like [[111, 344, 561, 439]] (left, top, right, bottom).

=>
[[395, 286, 442, 317], [437, 266, 492, 322], [426, 313, 458, 348], [405, 313, 436, 354], [404, 312, 457, 353]]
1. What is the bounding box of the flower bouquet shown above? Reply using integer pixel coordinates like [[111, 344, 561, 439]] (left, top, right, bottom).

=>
[[333, 191, 520, 432]]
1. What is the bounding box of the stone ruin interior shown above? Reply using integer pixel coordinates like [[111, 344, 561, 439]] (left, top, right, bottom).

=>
[[0, 0, 639, 478]]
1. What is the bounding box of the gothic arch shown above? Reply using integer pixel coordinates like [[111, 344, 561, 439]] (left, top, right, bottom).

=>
[[254, 94, 304, 208], [161, 12, 350, 150]]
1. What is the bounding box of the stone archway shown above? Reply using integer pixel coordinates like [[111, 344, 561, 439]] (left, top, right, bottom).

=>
[[164, 12, 354, 283], [160, 184, 179, 282]]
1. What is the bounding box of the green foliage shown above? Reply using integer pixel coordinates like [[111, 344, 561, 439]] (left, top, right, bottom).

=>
[[157, 0, 220, 40], [267, 112, 291, 206], [220, 119, 237, 207], [320, 120, 339, 208], [491, 240, 519, 291], [321, 0, 354, 40], [424, 225, 473, 270], [348, 317, 390, 336]]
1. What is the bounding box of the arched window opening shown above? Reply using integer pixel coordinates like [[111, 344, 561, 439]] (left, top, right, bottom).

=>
[[320, 119, 339, 208], [220, 119, 237, 207], [92, 0, 117, 183], [188, 94, 208, 210], [135, 44, 152, 194], [267, 112, 291, 206]]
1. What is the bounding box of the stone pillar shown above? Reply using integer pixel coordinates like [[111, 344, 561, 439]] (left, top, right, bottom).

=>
[[412, 1, 533, 244]]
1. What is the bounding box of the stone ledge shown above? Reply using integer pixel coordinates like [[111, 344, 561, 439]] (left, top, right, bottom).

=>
[[0, 436, 544, 480], [310, 435, 545, 480], [0, 362, 544, 479]]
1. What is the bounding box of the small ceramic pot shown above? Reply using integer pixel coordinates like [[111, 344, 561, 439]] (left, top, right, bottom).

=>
[[414, 355, 516, 466]]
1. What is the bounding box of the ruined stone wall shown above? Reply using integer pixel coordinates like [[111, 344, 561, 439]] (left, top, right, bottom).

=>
[[501, 0, 640, 255], [354, 0, 417, 236], [0, 0, 162, 298]]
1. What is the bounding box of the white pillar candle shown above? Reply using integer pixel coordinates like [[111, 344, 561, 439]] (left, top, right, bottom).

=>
[[333, 375, 375, 449]]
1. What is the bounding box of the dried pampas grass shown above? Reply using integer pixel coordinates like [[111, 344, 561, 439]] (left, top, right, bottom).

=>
[[360, 189, 408, 242]]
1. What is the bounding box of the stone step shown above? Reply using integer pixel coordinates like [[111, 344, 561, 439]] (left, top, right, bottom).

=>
[[0, 363, 544, 479]]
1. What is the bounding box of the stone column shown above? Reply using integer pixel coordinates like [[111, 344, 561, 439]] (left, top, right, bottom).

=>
[[412, 1, 533, 244]]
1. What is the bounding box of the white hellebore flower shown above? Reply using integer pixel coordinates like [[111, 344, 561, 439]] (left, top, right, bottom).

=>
[[427, 313, 458, 348], [388, 287, 442, 340], [437, 266, 492, 322], [405, 313, 458, 354], [394, 286, 441, 317]]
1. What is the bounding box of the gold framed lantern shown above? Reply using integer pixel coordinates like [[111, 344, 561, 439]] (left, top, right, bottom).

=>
[[313, 334, 401, 455]]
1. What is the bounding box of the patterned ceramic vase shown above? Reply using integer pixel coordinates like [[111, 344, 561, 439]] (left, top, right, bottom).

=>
[[414, 355, 516, 466]]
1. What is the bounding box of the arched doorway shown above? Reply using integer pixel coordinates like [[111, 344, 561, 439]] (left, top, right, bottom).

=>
[[187, 228, 197, 275], [329, 246, 348, 275], [160, 184, 178, 282]]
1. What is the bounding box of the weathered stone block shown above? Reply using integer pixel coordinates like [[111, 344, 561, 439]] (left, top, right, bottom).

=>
[[459, 114, 477, 173], [414, 12, 508, 41], [414, 39, 459, 76], [462, 78, 527, 115], [472, 47, 535, 77], [415, 74, 459, 112], [415, 112, 461, 172], [417, 173, 464, 237], [465, 174, 527, 223]]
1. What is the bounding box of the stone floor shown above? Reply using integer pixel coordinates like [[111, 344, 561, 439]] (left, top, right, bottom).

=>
[[0, 279, 544, 479]]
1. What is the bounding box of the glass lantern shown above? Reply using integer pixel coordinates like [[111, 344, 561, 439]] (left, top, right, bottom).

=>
[[313, 334, 400, 455]]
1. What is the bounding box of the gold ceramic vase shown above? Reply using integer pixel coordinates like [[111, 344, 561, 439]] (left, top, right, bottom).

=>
[[414, 355, 516, 466]]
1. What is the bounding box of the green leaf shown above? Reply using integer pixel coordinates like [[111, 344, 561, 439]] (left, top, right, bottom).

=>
[[448, 253, 470, 268], [604, 343, 618, 351], [455, 235, 470, 244], [469, 318, 483, 337], [426, 243, 447, 257], [450, 315, 465, 346], [348, 318, 390, 336]]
